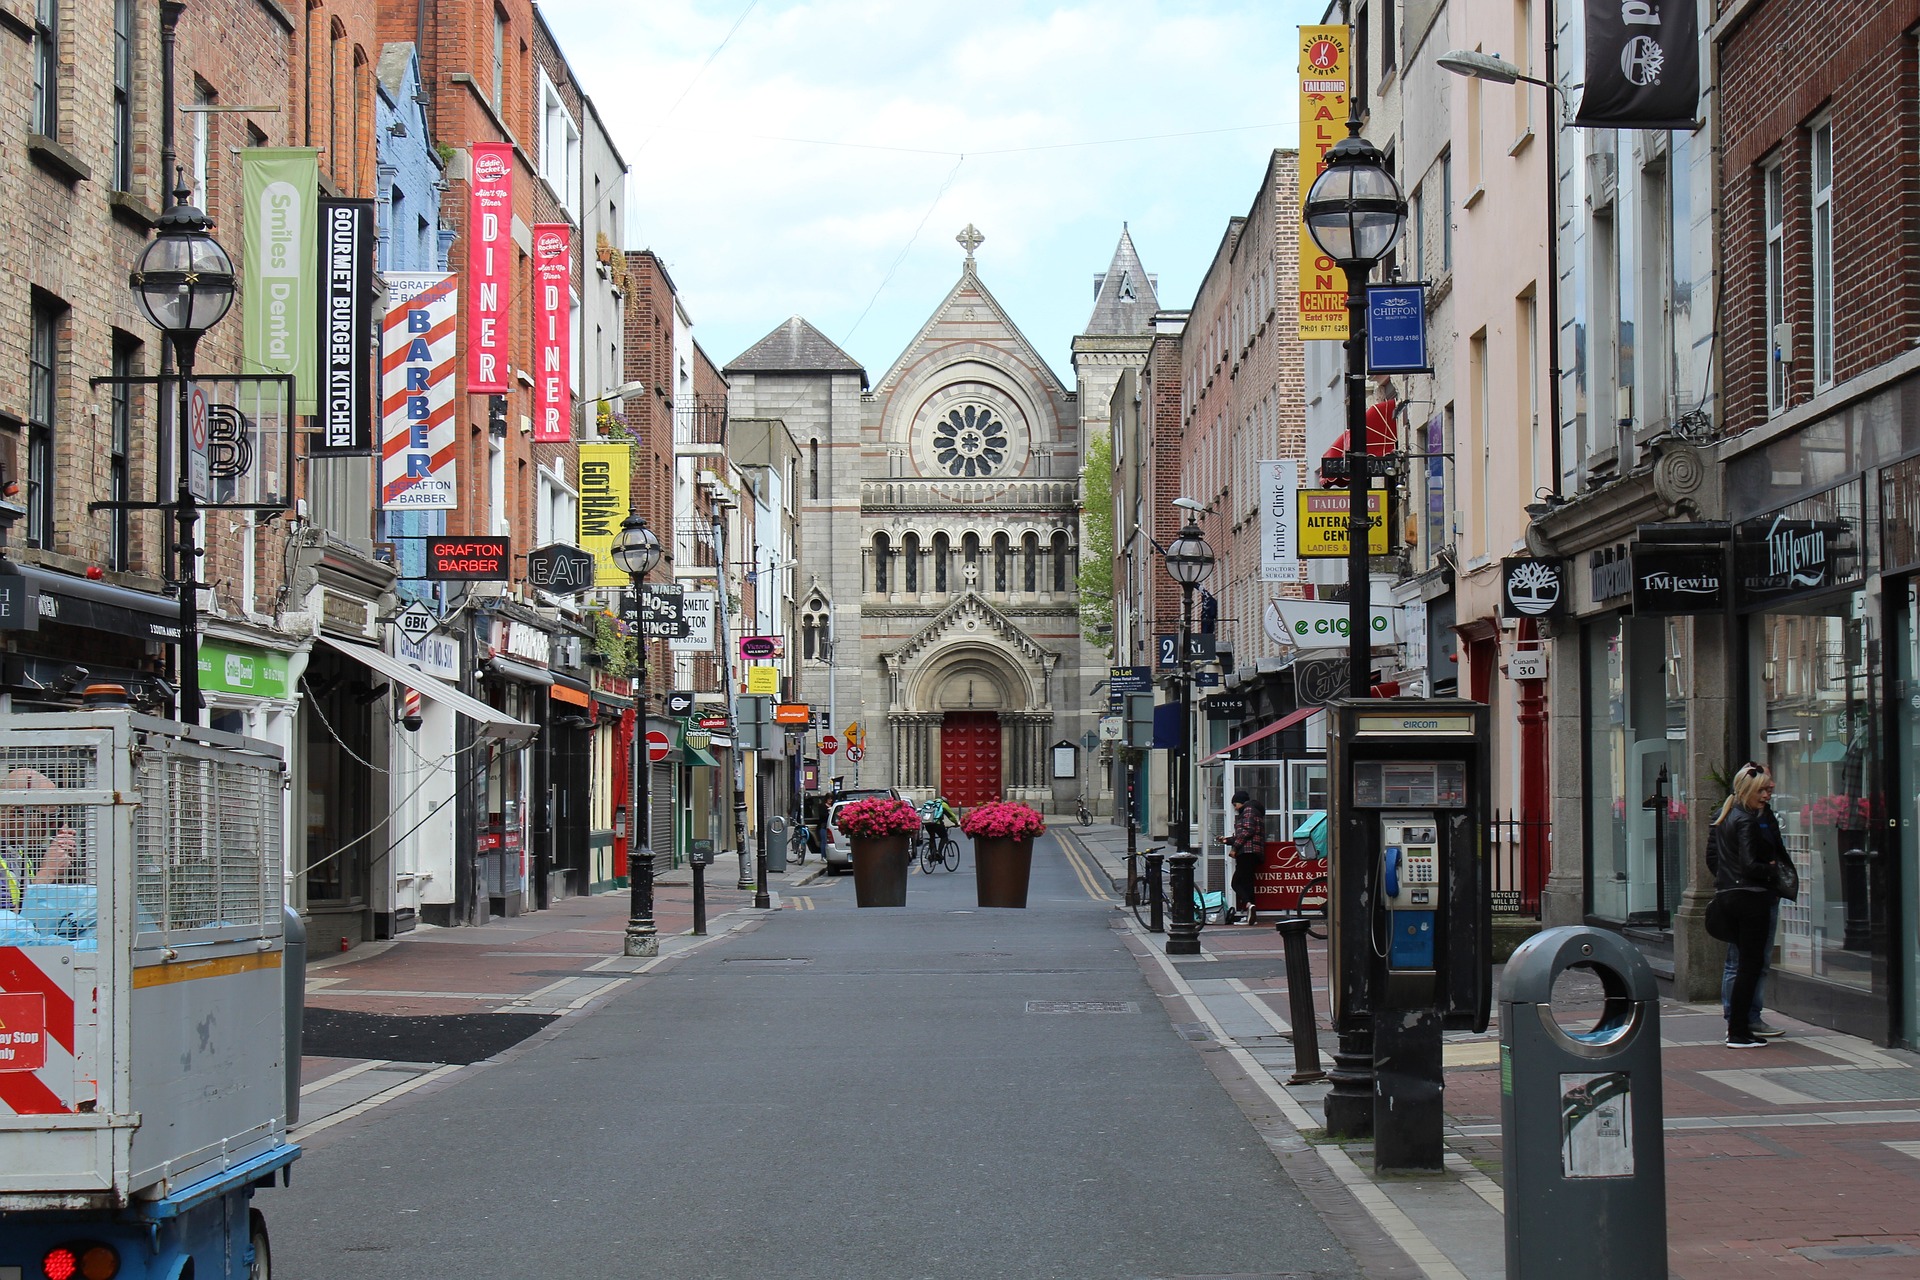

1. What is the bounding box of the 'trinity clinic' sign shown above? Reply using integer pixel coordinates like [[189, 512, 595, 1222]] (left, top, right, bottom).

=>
[[532, 223, 572, 442], [1259, 459, 1300, 583], [467, 142, 513, 392]]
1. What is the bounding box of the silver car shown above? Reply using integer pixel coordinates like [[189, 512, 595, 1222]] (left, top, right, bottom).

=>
[[820, 788, 901, 872]]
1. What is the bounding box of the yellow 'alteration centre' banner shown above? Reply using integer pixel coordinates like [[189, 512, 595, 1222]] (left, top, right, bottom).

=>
[[1299, 25, 1351, 341]]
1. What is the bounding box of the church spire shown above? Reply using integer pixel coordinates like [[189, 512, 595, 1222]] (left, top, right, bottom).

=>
[[1084, 224, 1160, 337]]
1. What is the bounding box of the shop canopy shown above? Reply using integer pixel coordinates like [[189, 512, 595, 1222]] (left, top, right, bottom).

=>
[[1201, 705, 1317, 766], [319, 635, 536, 745]]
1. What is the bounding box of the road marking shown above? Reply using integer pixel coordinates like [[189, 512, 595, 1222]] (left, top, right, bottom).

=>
[[1887, 1141, 1920, 1162], [1058, 837, 1112, 902], [299, 1059, 390, 1096], [291, 1063, 462, 1139], [1143, 939, 1476, 1280], [787, 896, 815, 910]]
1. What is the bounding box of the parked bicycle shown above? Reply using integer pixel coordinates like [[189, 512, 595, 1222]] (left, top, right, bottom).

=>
[[1128, 848, 1225, 930], [789, 822, 814, 867], [1076, 795, 1092, 827], [1295, 872, 1329, 939]]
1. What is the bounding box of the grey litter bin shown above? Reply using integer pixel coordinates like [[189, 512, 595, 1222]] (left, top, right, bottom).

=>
[[283, 906, 308, 1126], [767, 815, 789, 873], [1500, 926, 1667, 1279]]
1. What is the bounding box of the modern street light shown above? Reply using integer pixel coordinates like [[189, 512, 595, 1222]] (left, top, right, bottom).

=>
[[612, 509, 663, 957], [1303, 112, 1407, 1140], [129, 178, 236, 728], [1162, 514, 1213, 957]]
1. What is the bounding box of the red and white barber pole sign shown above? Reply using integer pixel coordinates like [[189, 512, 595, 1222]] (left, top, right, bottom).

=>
[[466, 142, 513, 392], [0, 949, 79, 1115], [532, 224, 572, 442]]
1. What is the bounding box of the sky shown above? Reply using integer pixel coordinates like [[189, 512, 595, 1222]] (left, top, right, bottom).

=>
[[541, 0, 1329, 381]]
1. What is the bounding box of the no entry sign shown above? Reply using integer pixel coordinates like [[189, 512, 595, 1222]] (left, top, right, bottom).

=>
[[645, 730, 671, 763]]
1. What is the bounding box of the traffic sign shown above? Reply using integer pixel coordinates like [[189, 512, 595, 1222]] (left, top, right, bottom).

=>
[[188, 382, 212, 501], [821, 734, 839, 755], [645, 729, 671, 763], [392, 600, 437, 644], [845, 744, 864, 763], [666, 690, 696, 718]]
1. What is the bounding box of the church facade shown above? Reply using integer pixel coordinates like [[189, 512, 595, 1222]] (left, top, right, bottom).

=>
[[723, 227, 1147, 809]]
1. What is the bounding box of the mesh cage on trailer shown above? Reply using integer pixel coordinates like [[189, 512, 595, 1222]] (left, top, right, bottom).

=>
[[133, 738, 283, 942]]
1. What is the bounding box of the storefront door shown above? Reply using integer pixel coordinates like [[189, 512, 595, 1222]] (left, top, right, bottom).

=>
[[1891, 582, 1920, 1048]]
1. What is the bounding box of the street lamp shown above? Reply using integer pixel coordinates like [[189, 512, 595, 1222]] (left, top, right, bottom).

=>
[[1303, 115, 1407, 700], [612, 510, 663, 957], [1162, 514, 1213, 957], [1303, 113, 1406, 1141], [129, 176, 237, 727]]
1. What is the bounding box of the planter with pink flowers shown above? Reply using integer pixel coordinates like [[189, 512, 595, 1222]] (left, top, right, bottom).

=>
[[836, 796, 922, 907], [960, 802, 1046, 908]]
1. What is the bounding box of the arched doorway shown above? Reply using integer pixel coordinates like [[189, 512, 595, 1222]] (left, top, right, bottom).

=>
[[941, 711, 1000, 806]]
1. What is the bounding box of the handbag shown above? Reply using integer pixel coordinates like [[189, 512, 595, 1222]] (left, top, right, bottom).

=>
[[1768, 856, 1800, 902], [1704, 892, 1734, 942]]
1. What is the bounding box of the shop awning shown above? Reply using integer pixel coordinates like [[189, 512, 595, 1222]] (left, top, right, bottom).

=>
[[488, 656, 552, 686], [319, 636, 537, 745], [1201, 705, 1317, 765]]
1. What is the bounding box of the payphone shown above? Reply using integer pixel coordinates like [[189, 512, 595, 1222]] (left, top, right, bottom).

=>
[[1324, 700, 1490, 1168]]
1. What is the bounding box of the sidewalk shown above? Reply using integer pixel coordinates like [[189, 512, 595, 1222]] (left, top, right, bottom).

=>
[[1058, 821, 1920, 1278], [293, 851, 823, 1139]]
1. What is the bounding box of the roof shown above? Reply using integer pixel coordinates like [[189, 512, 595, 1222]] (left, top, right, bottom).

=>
[[1084, 225, 1161, 337], [725, 316, 867, 383]]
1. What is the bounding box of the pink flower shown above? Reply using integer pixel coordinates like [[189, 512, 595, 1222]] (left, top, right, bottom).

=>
[[959, 801, 1046, 840], [835, 797, 923, 840]]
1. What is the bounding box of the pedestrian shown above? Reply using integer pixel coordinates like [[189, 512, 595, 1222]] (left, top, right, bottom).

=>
[[1707, 762, 1788, 1049], [0, 768, 77, 911], [1226, 790, 1265, 925]]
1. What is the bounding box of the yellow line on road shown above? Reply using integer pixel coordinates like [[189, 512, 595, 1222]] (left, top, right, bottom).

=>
[[787, 896, 814, 910], [1058, 835, 1112, 902]]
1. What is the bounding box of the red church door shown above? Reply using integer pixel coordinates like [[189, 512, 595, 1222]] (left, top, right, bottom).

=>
[[940, 712, 1002, 807]]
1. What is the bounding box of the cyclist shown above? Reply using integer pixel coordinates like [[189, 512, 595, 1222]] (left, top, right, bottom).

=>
[[919, 795, 961, 850]]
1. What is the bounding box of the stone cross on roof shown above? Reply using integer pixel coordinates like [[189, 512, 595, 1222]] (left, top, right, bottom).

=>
[[956, 223, 985, 264]]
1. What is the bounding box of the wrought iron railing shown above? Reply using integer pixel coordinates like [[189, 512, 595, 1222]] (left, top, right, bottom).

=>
[[1487, 810, 1550, 919], [673, 398, 728, 448]]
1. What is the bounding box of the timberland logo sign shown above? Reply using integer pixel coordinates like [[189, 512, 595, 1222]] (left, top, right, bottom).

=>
[[1502, 556, 1568, 618]]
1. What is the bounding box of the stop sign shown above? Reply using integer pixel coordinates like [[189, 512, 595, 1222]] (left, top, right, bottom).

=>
[[646, 730, 671, 763], [820, 734, 838, 755]]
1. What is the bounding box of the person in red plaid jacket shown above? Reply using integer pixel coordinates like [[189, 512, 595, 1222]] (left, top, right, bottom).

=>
[[1227, 790, 1265, 924]]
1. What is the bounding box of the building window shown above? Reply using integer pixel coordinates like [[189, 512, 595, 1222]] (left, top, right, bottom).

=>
[[932, 532, 949, 592], [1052, 531, 1069, 592], [993, 534, 1009, 592], [112, 0, 134, 190], [110, 335, 139, 570], [1810, 120, 1834, 389], [31, 0, 57, 137], [539, 72, 581, 219], [1022, 532, 1038, 592], [1764, 160, 1786, 414], [192, 81, 214, 209], [492, 7, 507, 110], [27, 298, 61, 550], [808, 439, 819, 499], [932, 404, 1008, 478], [902, 532, 919, 592], [872, 534, 890, 593], [1441, 151, 1453, 269]]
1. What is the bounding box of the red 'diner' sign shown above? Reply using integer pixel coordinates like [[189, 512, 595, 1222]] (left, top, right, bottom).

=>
[[467, 143, 513, 392], [531, 224, 571, 442]]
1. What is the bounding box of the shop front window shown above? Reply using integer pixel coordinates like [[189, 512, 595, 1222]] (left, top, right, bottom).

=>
[[1585, 616, 1689, 923], [1751, 597, 1878, 994]]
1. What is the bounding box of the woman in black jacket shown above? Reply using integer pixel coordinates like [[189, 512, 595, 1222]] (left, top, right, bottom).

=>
[[1708, 762, 1788, 1048]]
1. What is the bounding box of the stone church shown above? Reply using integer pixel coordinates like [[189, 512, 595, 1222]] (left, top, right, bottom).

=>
[[722, 226, 1158, 809]]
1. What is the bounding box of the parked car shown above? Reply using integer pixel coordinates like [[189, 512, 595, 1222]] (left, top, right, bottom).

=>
[[821, 787, 901, 872]]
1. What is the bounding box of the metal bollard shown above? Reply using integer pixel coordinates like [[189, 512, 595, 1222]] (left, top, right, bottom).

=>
[[1165, 851, 1200, 956], [1144, 850, 1166, 934], [282, 906, 307, 1125], [1501, 926, 1667, 1279], [1274, 918, 1325, 1083], [689, 842, 712, 937]]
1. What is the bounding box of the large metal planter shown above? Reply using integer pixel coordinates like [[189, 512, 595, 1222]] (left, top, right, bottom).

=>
[[849, 835, 911, 907], [973, 836, 1035, 908]]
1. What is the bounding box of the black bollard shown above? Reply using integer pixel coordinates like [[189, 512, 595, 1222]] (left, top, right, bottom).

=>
[[1144, 850, 1166, 934], [691, 858, 708, 936], [1165, 851, 1200, 956], [754, 833, 771, 910], [1275, 918, 1326, 1083]]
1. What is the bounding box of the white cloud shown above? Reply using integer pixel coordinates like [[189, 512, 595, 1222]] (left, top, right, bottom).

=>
[[543, 0, 1324, 375]]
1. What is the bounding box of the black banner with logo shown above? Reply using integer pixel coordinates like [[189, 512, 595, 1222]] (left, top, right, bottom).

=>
[[1502, 556, 1569, 619], [315, 198, 375, 454], [1735, 516, 1855, 609], [1573, 0, 1701, 131], [1631, 543, 1726, 615]]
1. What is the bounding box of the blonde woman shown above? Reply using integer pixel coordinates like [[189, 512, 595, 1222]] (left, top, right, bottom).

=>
[[1706, 762, 1787, 1048]]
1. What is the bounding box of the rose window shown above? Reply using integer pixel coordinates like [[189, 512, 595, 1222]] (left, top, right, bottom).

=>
[[932, 405, 1009, 478]]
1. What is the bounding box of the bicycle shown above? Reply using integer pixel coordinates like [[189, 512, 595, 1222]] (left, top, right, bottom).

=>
[[789, 822, 814, 867], [1294, 871, 1329, 939], [918, 825, 960, 874], [1127, 850, 1225, 930], [1076, 795, 1091, 827]]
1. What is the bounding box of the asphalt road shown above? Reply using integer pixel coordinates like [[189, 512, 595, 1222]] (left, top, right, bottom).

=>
[[271, 834, 1359, 1279]]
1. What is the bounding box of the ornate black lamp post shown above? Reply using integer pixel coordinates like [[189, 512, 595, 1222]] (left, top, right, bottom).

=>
[[1302, 115, 1407, 1138], [613, 510, 663, 957], [1162, 516, 1214, 957], [130, 180, 236, 727]]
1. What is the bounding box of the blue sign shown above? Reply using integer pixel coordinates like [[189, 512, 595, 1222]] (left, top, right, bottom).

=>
[[1366, 284, 1430, 373]]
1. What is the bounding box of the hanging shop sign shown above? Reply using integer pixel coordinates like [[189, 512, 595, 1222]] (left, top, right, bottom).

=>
[[1298, 489, 1389, 557], [197, 640, 292, 699], [1264, 599, 1401, 646], [314, 198, 374, 454], [774, 703, 811, 725], [1365, 284, 1430, 373], [531, 223, 572, 442], [527, 542, 595, 595], [1297, 24, 1351, 341], [240, 147, 318, 415], [1501, 556, 1569, 619], [466, 142, 513, 392], [669, 592, 716, 652], [1259, 459, 1301, 582], [426, 536, 510, 580], [1205, 695, 1248, 720], [0, 575, 30, 630], [1588, 543, 1632, 604], [1507, 650, 1548, 681], [634, 584, 687, 639], [380, 273, 458, 509], [1574, 0, 1701, 132], [746, 666, 780, 695], [577, 443, 630, 586], [1735, 514, 1855, 608], [666, 691, 696, 717], [739, 635, 783, 660], [1630, 543, 1726, 616]]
